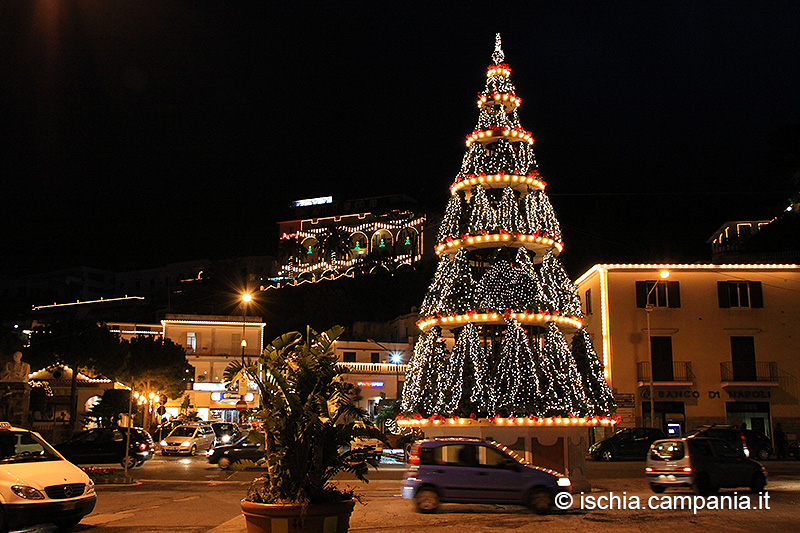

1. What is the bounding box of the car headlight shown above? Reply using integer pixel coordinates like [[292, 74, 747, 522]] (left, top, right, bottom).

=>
[[86, 480, 95, 495], [181, 441, 191, 447], [589, 443, 599, 452], [12, 485, 45, 500], [222, 435, 231, 443], [160, 440, 168, 446], [557, 477, 571, 487]]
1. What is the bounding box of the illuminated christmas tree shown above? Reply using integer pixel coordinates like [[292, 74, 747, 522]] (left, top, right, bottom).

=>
[[401, 34, 614, 420]]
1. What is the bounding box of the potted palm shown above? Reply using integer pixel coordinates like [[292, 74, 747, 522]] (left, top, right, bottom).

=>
[[224, 325, 384, 533]]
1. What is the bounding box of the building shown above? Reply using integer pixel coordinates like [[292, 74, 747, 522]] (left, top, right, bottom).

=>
[[332, 339, 411, 417], [275, 194, 430, 285], [575, 263, 800, 441], [110, 313, 266, 423]]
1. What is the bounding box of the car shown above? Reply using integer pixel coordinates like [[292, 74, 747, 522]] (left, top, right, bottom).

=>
[[645, 436, 767, 495], [0, 421, 97, 532], [588, 427, 666, 461], [208, 433, 264, 469], [743, 430, 774, 460], [686, 425, 750, 457], [160, 424, 216, 455], [788, 440, 800, 460], [55, 426, 155, 468], [210, 421, 241, 446], [401, 437, 571, 515], [349, 420, 384, 461]]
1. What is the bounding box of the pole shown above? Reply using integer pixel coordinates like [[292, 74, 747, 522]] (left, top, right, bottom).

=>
[[124, 383, 133, 478], [646, 305, 655, 429]]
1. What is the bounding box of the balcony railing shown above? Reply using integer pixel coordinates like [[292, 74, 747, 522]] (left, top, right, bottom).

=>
[[336, 362, 408, 375], [720, 361, 779, 382], [637, 361, 695, 383]]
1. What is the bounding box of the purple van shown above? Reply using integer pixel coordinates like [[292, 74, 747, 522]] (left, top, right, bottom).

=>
[[401, 437, 570, 514]]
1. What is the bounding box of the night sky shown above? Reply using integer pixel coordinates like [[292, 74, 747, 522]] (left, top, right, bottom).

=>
[[3, 2, 799, 278]]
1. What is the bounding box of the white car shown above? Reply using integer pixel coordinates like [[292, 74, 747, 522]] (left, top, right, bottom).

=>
[[0, 421, 96, 531], [350, 420, 384, 461], [160, 424, 216, 455]]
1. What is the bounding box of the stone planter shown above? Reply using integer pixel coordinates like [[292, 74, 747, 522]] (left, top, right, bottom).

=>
[[241, 499, 355, 533]]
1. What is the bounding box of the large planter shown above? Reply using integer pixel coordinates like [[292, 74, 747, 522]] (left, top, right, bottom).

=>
[[241, 499, 356, 533]]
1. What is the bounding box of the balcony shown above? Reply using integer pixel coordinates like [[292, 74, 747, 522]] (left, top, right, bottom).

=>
[[337, 362, 408, 375], [720, 361, 779, 387], [637, 361, 695, 387]]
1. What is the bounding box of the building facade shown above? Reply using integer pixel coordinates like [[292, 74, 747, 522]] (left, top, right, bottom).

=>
[[110, 314, 265, 423], [575, 263, 800, 441], [275, 195, 429, 285]]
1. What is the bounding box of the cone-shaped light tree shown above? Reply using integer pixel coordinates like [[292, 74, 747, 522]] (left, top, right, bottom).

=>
[[401, 34, 615, 420]]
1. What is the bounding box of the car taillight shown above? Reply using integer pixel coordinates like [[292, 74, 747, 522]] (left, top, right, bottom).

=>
[[682, 467, 692, 472], [138, 442, 147, 451], [409, 451, 420, 465], [645, 467, 653, 472]]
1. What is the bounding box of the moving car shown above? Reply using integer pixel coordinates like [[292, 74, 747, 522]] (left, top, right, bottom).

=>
[[646, 436, 767, 495], [0, 421, 96, 531], [208, 434, 264, 469], [210, 421, 241, 446], [401, 437, 571, 514], [55, 427, 155, 468], [589, 427, 665, 461], [160, 424, 216, 455]]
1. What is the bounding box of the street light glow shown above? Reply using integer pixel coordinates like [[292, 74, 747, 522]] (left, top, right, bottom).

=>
[[390, 353, 402, 364], [242, 293, 252, 302], [659, 270, 670, 279]]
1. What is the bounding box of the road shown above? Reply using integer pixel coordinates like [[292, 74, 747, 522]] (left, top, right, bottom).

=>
[[13, 454, 800, 532]]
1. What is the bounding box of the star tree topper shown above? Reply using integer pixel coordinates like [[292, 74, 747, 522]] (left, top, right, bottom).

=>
[[492, 33, 505, 64]]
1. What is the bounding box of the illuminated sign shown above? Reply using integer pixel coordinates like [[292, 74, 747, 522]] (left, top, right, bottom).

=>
[[280, 232, 298, 240], [293, 196, 333, 207], [356, 381, 384, 388]]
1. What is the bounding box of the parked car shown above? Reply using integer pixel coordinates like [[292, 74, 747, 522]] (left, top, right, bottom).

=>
[[208, 434, 264, 469], [645, 436, 767, 495], [350, 420, 384, 461], [743, 430, 774, 460], [210, 421, 241, 446], [55, 427, 154, 468], [589, 427, 666, 461], [401, 437, 571, 514], [0, 421, 97, 531], [686, 425, 750, 457], [788, 440, 800, 460], [160, 424, 216, 455]]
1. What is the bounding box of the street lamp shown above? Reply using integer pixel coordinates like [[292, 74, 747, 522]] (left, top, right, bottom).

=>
[[367, 338, 404, 400], [646, 270, 670, 429], [239, 293, 252, 404]]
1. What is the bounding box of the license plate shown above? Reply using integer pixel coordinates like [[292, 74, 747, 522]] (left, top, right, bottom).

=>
[[62, 502, 76, 510], [658, 474, 677, 481]]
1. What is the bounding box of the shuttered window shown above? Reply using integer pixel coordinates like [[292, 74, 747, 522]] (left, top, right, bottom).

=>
[[717, 281, 763, 308], [635, 280, 681, 308]]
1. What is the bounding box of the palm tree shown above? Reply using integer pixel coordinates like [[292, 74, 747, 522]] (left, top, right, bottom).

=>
[[320, 227, 352, 263]]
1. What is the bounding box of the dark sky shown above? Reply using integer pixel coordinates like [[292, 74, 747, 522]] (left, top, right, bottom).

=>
[[3, 1, 799, 278]]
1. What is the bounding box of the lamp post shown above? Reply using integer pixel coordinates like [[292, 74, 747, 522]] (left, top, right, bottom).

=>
[[239, 293, 252, 406], [367, 338, 404, 400], [646, 270, 670, 429]]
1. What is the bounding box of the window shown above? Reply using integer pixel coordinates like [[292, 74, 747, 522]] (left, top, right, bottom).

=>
[[718, 281, 763, 308], [731, 336, 756, 381], [187, 332, 197, 353], [651, 336, 674, 381], [584, 289, 592, 315], [343, 352, 356, 363], [370, 352, 380, 364], [635, 280, 681, 308]]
